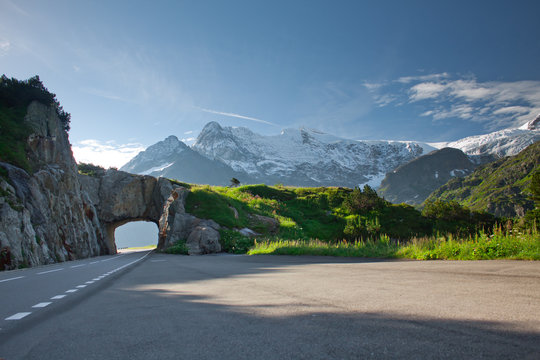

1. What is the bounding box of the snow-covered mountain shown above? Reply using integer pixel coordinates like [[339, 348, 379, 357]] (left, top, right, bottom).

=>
[[120, 116, 539, 188], [190, 121, 433, 187], [429, 114, 540, 159]]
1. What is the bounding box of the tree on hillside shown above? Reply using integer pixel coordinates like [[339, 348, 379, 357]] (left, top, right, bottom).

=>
[[0, 74, 71, 131], [230, 177, 240, 187], [343, 185, 386, 213]]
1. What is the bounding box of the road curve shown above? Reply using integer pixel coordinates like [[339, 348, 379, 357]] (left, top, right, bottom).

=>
[[1, 253, 539, 359]]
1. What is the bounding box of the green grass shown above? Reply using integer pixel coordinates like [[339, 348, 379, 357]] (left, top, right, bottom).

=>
[[0, 105, 32, 172], [185, 184, 350, 240], [248, 230, 539, 260]]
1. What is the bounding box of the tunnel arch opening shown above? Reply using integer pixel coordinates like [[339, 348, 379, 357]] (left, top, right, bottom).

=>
[[112, 220, 159, 252]]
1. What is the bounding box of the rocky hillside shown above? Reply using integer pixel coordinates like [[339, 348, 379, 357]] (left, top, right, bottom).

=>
[[378, 148, 477, 205], [425, 141, 540, 217], [123, 121, 434, 188]]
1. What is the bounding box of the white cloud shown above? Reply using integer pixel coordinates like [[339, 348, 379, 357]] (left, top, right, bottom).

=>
[[373, 73, 540, 129], [72, 140, 145, 169], [197, 107, 278, 126], [409, 82, 447, 101], [0, 40, 10, 56], [493, 106, 531, 115], [397, 72, 449, 84], [184, 130, 194, 135]]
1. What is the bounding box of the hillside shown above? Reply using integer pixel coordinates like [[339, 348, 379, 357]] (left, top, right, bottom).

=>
[[425, 141, 540, 217], [378, 148, 477, 205]]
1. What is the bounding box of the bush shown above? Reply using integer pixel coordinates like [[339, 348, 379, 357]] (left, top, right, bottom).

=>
[[219, 229, 254, 254], [77, 163, 105, 177], [164, 239, 189, 255], [343, 185, 386, 214]]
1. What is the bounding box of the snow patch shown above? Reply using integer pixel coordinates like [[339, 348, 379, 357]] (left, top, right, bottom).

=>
[[140, 162, 174, 175]]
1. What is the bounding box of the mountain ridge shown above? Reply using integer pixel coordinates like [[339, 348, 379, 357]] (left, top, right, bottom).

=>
[[120, 117, 539, 188]]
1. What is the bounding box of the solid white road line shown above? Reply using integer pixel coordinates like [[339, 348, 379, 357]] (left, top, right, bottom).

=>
[[5, 312, 31, 320], [70, 264, 87, 268], [37, 268, 64, 275], [32, 302, 52, 308], [0, 276, 24, 283], [51, 295, 66, 299], [65, 289, 78, 293], [89, 261, 100, 264]]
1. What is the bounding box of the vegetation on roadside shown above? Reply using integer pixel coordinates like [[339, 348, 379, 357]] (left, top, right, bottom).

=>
[[174, 181, 540, 260], [163, 239, 189, 255], [248, 228, 539, 260]]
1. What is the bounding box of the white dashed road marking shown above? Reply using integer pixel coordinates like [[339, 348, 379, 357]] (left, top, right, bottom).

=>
[[32, 302, 52, 308], [0, 276, 24, 283], [3, 252, 151, 325], [5, 312, 31, 320], [37, 268, 64, 275]]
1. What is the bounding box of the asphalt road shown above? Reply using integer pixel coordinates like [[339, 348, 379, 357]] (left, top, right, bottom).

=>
[[1, 253, 539, 359]]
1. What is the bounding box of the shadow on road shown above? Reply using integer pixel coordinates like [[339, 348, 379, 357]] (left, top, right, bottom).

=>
[[2, 253, 539, 359]]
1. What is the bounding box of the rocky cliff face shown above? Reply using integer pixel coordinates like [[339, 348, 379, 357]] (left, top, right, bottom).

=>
[[1, 102, 223, 270], [0, 102, 105, 269]]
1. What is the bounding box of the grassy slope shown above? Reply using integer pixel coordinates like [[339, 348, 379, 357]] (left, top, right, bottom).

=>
[[178, 182, 539, 259], [425, 142, 540, 217]]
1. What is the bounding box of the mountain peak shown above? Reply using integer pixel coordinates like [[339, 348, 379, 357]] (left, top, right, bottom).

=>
[[527, 114, 540, 130]]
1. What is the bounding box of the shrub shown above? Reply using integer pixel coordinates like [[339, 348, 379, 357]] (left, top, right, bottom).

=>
[[219, 229, 254, 254], [164, 239, 189, 255], [343, 185, 386, 214]]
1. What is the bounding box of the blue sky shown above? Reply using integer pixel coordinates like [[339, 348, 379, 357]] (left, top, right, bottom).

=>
[[2, 0, 540, 168]]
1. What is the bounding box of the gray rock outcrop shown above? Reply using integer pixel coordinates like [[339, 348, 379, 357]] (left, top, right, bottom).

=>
[[157, 187, 221, 255]]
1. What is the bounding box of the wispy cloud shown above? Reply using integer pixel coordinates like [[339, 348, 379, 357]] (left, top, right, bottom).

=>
[[0, 40, 10, 56], [396, 72, 450, 84], [72, 139, 145, 168], [365, 73, 540, 130], [197, 107, 278, 126], [80, 87, 132, 102]]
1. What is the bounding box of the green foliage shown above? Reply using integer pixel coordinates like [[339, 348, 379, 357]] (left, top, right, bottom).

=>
[[164, 239, 189, 255], [168, 178, 192, 189], [230, 177, 240, 187], [219, 229, 255, 254], [0, 75, 71, 131], [530, 170, 540, 204], [0, 75, 72, 171], [249, 230, 539, 260], [77, 163, 105, 177], [183, 182, 511, 255], [343, 185, 386, 214], [422, 200, 470, 221]]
